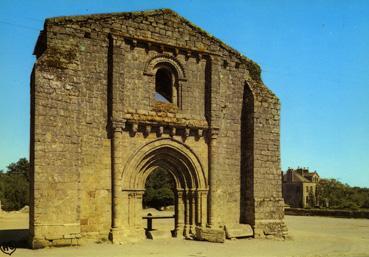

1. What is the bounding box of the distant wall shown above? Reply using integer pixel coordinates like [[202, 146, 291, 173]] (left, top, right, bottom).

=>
[[285, 208, 369, 219]]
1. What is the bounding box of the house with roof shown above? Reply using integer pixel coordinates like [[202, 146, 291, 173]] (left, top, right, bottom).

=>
[[282, 168, 320, 208]]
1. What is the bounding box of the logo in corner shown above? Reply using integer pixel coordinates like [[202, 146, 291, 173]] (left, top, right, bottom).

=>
[[0, 242, 16, 255]]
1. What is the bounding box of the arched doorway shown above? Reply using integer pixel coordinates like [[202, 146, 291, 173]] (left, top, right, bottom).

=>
[[142, 168, 176, 238], [119, 139, 208, 239]]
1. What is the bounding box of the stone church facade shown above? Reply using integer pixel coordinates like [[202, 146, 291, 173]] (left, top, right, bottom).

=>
[[30, 9, 286, 247]]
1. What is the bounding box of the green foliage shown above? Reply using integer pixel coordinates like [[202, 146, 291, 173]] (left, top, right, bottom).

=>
[[0, 158, 30, 211], [317, 179, 369, 210], [143, 169, 175, 209], [362, 199, 369, 209]]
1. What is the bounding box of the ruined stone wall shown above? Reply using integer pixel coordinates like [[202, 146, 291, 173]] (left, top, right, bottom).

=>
[[250, 80, 286, 238], [31, 32, 83, 247], [211, 63, 246, 225], [211, 58, 285, 237], [31, 9, 286, 246], [31, 25, 112, 247], [77, 34, 112, 238]]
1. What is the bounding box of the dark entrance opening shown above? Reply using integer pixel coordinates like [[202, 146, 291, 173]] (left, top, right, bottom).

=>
[[143, 168, 176, 238]]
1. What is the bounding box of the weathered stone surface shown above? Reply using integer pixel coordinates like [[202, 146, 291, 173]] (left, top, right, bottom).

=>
[[30, 8, 286, 248], [195, 227, 225, 243], [224, 224, 253, 239]]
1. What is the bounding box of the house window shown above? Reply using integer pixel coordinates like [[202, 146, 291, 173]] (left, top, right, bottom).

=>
[[155, 66, 177, 104]]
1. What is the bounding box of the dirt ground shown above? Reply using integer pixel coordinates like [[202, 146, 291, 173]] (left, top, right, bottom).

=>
[[1, 210, 368, 257]]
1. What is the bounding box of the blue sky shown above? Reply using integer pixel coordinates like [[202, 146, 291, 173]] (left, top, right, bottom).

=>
[[0, 0, 368, 187]]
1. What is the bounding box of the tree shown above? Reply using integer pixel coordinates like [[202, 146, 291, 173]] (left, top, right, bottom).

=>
[[143, 168, 175, 209], [362, 199, 369, 209], [6, 157, 29, 180], [317, 178, 369, 210], [0, 158, 30, 211]]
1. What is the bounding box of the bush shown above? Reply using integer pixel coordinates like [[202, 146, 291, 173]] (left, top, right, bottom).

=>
[[0, 158, 30, 211]]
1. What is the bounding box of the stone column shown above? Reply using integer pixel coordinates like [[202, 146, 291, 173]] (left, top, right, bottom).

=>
[[134, 190, 145, 231], [184, 189, 190, 237], [110, 121, 124, 242], [193, 189, 198, 229], [208, 128, 219, 227], [206, 55, 221, 228], [108, 33, 126, 243], [201, 190, 208, 227], [175, 189, 185, 237], [189, 189, 196, 234], [177, 80, 185, 109], [196, 189, 208, 227]]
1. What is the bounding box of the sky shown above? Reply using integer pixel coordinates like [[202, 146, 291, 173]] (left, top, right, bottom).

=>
[[0, 0, 368, 187]]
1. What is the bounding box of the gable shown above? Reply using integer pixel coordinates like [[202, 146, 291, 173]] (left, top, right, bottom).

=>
[[43, 9, 258, 69]]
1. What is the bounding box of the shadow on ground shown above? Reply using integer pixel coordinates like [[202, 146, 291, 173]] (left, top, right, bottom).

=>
[[0, 229, 29, 248]]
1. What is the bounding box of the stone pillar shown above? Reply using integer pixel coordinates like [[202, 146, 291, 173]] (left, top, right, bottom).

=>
[[110, 121, 124, 243], [206, 55, 221, 228], [184, 189, 190, 237], [108, 33, 126, 243], [189, 189, 196, 234], [178, 80, 185, 109], [208, 128, 219, 227], [175, 189, 185, 237], [197, 189, 208, 227]]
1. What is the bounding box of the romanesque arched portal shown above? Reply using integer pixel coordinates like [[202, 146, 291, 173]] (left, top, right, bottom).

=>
[[115, 139, 208, 240]]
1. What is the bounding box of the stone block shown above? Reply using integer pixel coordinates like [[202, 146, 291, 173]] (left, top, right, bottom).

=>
[[51, 238, 79, 246], [30, 238, 49, 249], [224, 224, 253, 239], [195, 227, 225, 243]]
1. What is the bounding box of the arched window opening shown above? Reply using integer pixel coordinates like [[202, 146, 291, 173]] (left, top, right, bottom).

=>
[[155, 67, 176, 104]]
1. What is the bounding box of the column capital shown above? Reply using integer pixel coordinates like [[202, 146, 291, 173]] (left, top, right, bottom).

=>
[[208, 127, 219, 140], [111, 119, 126, 133], [207, 55, 221, 64]]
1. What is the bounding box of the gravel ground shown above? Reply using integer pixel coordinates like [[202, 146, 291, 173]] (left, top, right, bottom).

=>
[[1, 211, 368, 257]]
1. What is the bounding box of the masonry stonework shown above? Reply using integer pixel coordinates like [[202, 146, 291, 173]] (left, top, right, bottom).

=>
[[30, 9, 286, 247]]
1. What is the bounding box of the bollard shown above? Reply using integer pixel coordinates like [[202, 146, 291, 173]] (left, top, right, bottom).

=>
[[147, 213, 152, 231]]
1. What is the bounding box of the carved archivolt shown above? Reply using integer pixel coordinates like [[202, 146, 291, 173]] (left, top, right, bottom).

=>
[[120, 138, 206, 190], [144, 54, 187, 81]]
